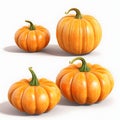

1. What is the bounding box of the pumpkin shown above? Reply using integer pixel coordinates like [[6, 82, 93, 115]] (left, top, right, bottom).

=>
[[8, 67, 61, 114], [56, 8, 102, 55], [56, 57, 114, 104], [15, 20, 50, 52]]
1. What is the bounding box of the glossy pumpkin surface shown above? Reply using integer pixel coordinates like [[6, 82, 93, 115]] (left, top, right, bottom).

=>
[[56, 57, 114, 104], [56, 8, 102, 55], [15, 20, 50, 52], [8, 67, 61, 114]]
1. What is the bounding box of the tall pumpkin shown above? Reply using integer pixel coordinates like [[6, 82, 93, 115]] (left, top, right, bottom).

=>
[[56, 8, 102, 55]]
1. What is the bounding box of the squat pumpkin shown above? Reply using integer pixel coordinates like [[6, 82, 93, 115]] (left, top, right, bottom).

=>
[[56, 8, 102, 55], [15, 20, 50, 52], [8, 67, 61, 114], [56, 57, 114, 104]]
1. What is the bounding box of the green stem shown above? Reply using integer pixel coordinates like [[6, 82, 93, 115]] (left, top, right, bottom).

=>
[[29, 67, 40, 86], [69, 57, 90, 72], [65, 8, 82, 19], [25, 20, 36, 30]]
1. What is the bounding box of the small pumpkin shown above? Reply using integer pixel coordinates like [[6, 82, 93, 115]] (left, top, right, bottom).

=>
[[8, 67, 61, 114], [56, 8, 102, 55], [56, 57, 114, 104], [15, 20, 50, 52]]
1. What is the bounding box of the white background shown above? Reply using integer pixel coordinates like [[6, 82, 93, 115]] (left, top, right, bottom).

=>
[[0, 0, 120, 119]]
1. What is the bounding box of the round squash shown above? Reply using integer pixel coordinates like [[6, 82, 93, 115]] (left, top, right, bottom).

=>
[[15, 20, 50, 52], [8, 67, 61, 114], [56, 8, 102, 55], [56, 57, 114, 104]]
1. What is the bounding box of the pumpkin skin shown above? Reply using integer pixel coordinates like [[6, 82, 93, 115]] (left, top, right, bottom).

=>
[[56, 57, 114, 104], [15, 20, 50, 52], [56, 8, 102, 55], [8, 67, 61, 115]]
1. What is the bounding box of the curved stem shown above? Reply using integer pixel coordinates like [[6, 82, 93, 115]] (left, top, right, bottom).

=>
[[25, 20, 36, 30], [29, 67, 39, 86], [65, 8, 82, 19], [69, 57, 90, 72]]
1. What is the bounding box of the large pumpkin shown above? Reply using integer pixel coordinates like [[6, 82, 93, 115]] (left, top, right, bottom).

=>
[[15, 20, 50, 52], [56, 8, 102, 55], [8, 67, 61, 114], [56, 57, 114, 104]]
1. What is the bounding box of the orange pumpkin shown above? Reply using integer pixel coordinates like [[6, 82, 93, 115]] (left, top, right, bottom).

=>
[[56, 57, 114, 104], [8, 67, 61, 114], [56, 8, 102, 55], [15, 20, 50, 52]]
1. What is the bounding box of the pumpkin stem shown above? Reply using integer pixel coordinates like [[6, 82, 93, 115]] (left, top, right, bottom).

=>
[[65, 8, 82, 19], [69, 57, 90, 72], [25, 20, 36, 30], [29, 67, 40, 86]]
